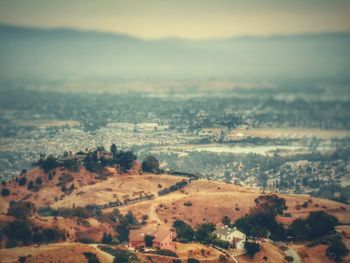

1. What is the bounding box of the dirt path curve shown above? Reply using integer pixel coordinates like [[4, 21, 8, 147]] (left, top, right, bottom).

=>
[[89, 244, 114, 263], [150, 203, 162, 224]]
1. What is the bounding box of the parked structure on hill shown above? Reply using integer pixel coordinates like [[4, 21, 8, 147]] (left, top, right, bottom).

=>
[[128, 226, 176, 251], [214, 226, 246, 249]]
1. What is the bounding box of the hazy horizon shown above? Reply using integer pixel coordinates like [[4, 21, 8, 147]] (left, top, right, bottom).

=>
[[1, 0, 350, 40]]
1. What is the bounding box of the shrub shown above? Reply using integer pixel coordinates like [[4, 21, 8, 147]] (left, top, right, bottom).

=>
[[221, 216, 231, 226], [27, 181, 34, 190], [102, 232, 113, 244], [184, 201, 192, 207], [1, 188, 10, 197], [38, 206, 59, 217], [35, 176, 43, 186], [18, 177, 27, 186]]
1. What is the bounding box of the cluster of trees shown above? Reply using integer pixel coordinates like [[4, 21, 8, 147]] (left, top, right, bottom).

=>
[[33, 144, 139, 175], [115, 210, 138, 243], [38, 205, 103, 219], [158, 180, 188, 196], [172, 220, 229, 249], [234, 195, 341, 244], [235, 195, 288, 241], [3, 201, 65, 247], [3, 219, 66, 248], [7, 201, 36, 219], [288, 211, 339, 240], [35, 155, 60, 173], [235, 212, 286, 241], [84, 144, 137, 173]]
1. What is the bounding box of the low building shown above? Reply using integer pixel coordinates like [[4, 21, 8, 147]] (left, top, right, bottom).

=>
[[214, 226, 246, 249], [128, 226, 176, 251]]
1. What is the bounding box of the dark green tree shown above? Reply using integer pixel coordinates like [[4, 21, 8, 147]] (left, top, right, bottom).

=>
[[245, 242, 261, 258], [117, 151, 137, 171], [1, 188, 10, 197], [306, 211, 338, 238], [173, 221, 194, 243], [18, 177, 27, 186], [7, 201, 36, 219], [144, 235, 154, 247], [142, 156, 160, 173], [102, 232, 113, 244], [110, 144, 118, 158], [195, 223, 215, 243], [326, 239, 349, 262], [221, 216, 231, 226]]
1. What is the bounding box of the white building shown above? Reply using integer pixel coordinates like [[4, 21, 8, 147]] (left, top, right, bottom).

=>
[[214, 226, 246, 249]]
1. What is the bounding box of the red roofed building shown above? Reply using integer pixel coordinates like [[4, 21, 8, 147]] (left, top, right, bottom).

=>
[[128, 226, 176, 251]]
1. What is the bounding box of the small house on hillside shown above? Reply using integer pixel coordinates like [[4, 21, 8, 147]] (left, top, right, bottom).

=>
[[128, 226, 176, 251], [214, 226, 246, 249]]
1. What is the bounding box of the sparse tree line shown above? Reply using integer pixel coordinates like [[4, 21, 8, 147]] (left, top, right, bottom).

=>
[[1, 201, 65, 248], [1, 198, 142, 250], [0, 144, 163, 198], [158, 180, 189, 196], [30, 143, 161, 175]]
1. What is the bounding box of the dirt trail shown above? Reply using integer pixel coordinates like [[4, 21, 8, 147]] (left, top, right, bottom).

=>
[[89, 244, 114, 263]]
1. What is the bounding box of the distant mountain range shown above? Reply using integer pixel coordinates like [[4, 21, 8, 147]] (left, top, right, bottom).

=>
[[1, 24, 349, 82]]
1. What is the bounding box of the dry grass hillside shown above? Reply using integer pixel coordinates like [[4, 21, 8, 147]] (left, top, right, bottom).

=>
[[0, 166, 185, 213], [117, 179, 350, 228], [0, 242, 113, 263], [1, 166, 349, 229], [1, 165, 350, 263]]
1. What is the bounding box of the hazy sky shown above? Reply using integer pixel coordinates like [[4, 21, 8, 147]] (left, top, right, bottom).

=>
[[0, 0, 349, 39]]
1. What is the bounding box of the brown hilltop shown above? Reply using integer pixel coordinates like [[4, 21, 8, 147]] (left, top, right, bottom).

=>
[[1, 165, 350, 227]]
